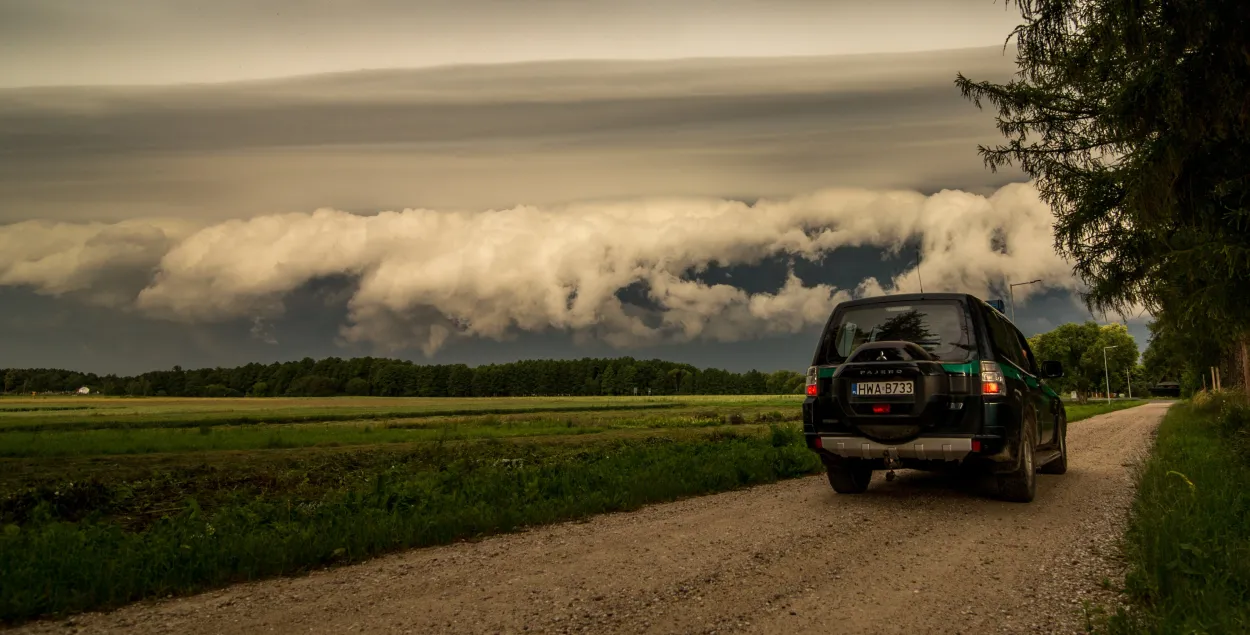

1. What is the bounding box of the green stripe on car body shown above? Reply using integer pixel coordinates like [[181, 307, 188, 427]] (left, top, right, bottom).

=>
[[940, 361, 978, 375], [818, 362, 980, 378], [999, 363, 1024, 381]]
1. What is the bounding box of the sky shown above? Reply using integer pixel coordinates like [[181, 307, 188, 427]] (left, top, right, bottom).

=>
[[0, 0, 1150, 376], [0, 0, 1025, 87]]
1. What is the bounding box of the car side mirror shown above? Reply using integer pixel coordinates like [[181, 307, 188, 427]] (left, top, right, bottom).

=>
[[1041, 360, 1063, 378]]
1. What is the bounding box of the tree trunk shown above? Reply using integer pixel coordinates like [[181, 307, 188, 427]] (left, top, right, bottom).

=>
[[1241, 336, 1250, 397]]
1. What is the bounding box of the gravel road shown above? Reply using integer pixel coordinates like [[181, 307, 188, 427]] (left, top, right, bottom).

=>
[[18, 403, 1168, 635]]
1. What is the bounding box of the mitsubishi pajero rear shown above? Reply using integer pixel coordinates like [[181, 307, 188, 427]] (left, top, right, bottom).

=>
[[802, 293, 1068, 502]]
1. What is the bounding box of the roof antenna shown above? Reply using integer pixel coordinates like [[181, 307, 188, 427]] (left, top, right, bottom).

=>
[[915, 246, 924, 293]]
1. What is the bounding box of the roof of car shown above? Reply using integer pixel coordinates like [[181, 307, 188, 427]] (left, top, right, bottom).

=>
[[834, 292, 981, 309]]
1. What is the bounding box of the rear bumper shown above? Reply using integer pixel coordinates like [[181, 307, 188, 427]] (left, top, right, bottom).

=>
[[816, 435, 973, 461]]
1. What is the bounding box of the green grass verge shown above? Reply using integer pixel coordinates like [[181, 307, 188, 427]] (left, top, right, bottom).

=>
[[0, 425, 820, 625], [1092, 395, 1250, 633]]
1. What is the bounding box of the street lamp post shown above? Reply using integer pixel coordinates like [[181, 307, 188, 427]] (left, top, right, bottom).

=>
[[1103, 345, 1118, 404], [1008, 279, 1043, 323]]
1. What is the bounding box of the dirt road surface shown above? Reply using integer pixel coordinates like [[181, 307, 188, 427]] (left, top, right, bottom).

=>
[[17, 403, 1168, 635]]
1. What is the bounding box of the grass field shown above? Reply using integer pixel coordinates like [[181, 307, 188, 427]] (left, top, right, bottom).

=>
[[0, 394, 816, 624], [0, 396, 708, 432], [0, 395, 798, 458], [0, 394, 1147, 624]]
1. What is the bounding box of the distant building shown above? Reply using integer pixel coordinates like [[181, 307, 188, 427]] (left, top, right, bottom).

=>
[[1149, 381, 1181, 398], [77, 386, 90, 395]]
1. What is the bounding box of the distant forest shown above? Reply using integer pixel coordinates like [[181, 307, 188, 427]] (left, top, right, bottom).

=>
[[1, 357, 808, 398]]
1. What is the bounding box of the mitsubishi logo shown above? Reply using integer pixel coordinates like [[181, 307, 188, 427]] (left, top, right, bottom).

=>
[[876, 351, 888, 361]]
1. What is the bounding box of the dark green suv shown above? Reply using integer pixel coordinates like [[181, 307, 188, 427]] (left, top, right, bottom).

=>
[[801, 293, 1067, 502]]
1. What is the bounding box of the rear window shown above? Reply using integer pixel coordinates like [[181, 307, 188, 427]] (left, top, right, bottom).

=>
[[814, 301, 976, 364]]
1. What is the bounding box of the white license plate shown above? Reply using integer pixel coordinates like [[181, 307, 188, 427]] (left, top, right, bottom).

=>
[[854, 381, 914, 396]]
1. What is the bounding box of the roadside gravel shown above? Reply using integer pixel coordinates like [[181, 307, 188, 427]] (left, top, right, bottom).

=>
[[13, 403, 1168, 635]]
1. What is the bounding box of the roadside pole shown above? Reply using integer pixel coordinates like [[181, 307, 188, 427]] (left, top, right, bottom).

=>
[[1007, 279, 1042, 323], [1104, 345, 1117, 405]]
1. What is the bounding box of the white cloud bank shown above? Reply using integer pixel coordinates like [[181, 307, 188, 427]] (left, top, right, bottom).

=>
[[0, 217, 197, 308], [0, 182, 1080, 354]]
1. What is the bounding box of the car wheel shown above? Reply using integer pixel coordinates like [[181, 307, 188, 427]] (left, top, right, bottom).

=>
[[1040, 414, 1068, 475], [826, 462, 873, 494], [997, 424, 1037, 503]]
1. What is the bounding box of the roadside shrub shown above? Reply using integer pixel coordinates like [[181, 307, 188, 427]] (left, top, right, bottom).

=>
[[1187, 388, 1243, 413], [704, 429, 747, 443], [1189, 390, 1250, 461], [768, 423, 802, 447], [1, 482, 114, 526], [1217, 396, 1250, 461]]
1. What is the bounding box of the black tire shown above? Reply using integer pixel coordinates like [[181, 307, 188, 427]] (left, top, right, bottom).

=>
[[1040, 414, 1068, 475], [826, 462, 873, 494], [997, 422, 1037, 503]]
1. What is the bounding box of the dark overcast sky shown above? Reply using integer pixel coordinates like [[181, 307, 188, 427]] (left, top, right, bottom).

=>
[[0, 48, 1023, 223], [0, 0, 1024, 86], [0, 1, 1152, 376]]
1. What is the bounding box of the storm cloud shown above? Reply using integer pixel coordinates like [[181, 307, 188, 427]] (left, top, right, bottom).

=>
[[0, 0, 1024, 86], [0, 43, 1133, 374], [1, 181, 1077, 357], [0, 47, 1022, 223]]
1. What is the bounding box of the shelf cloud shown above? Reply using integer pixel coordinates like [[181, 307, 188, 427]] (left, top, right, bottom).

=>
[[0, 44, 1132, 372], [0, 182, 1075, 356]]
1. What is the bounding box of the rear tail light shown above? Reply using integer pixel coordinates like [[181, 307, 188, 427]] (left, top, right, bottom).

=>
[[871, 404, 891, 414], [805, 366, 818, 396], [971, 440, 982, 452], [980, 361, 1005, 396]]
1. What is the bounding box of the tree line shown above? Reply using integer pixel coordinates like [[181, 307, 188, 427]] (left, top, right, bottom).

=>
[[1, 357, 808, 398]]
